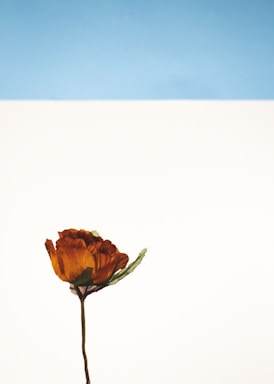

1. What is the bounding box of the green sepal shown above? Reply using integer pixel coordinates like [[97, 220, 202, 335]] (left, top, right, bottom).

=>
[[71, 267, 93, 286], [108, 248, 147, 286], [91, 230, 100, 237]]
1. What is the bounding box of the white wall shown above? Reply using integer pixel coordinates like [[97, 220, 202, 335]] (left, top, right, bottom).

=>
[[0, 101, 273, 383]]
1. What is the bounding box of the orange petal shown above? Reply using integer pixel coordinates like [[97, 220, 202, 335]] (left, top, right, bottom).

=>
[[46, 237, 96, 282], [90, 240, 129, 284]]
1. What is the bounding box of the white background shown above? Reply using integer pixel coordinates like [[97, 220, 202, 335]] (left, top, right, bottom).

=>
[[0, 101, 274, 383]]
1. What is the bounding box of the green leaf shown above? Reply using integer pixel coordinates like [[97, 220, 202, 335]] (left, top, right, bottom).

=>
[[71, 267, 93, 286], [91, 230, 101, 237], [108, 248, 147, 286]]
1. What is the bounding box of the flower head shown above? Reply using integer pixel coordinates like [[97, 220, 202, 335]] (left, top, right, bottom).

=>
[[45, 229, 129, 289]]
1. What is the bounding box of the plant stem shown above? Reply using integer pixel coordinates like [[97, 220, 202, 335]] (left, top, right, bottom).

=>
[[81, 298, 91, 384]]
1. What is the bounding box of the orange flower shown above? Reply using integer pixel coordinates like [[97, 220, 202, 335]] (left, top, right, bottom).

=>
[[45, 229, 146, 383], [45, 229, 129, 287]]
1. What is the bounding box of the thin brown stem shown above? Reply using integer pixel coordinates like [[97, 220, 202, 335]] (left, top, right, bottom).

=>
[[80, 299, 91, 384]]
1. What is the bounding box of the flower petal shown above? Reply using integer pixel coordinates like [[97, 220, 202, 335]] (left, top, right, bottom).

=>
[[45, 237, 96, 282], [90, 240, 129, 284]]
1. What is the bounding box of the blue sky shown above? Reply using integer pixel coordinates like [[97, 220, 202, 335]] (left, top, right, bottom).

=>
[[1, 0, 273, 99]]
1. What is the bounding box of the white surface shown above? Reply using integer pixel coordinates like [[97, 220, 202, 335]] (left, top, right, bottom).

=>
[[0, 101, 274, 383]]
